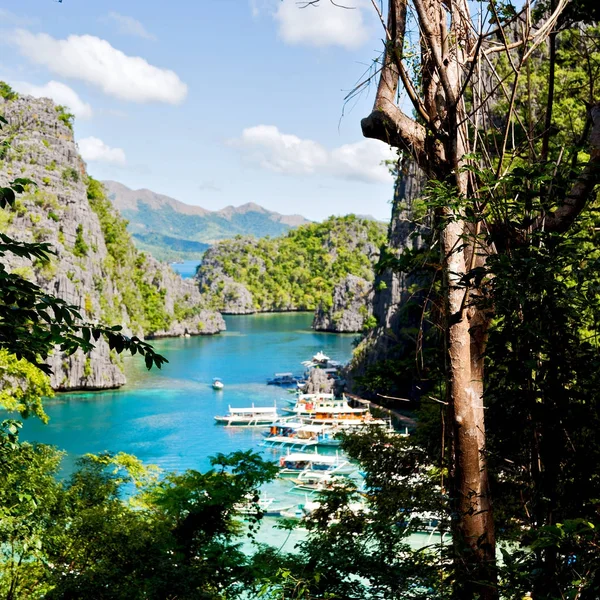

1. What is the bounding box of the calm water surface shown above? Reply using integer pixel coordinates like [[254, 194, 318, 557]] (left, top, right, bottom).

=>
[[170, 260, 201, 279], [20, 313, 356, 474]]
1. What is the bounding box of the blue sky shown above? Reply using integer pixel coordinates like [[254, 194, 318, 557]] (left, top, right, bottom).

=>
[[1, 1, 397, 221]]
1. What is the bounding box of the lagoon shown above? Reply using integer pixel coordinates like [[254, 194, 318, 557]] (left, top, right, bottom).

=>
[[20, 313, 356, 474], [19, 312, 444, 552]]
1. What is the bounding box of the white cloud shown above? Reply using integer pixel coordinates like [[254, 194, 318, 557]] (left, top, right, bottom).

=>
[[10, 30, 187, 104], [275, 0, 369, 49], [232, 125, 394, 183], [107, 12, 156, 40], [11, 80, 93, 119], [0, 9, 35, 27], [78, 137, 126, 165]]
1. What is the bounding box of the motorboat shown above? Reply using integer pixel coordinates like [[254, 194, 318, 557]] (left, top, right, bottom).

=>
[[212, 377, 224, 390], [214, 403, 278, 427], [290, 471, 350, 493]]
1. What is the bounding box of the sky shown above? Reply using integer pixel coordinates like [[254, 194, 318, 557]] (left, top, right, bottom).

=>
[[0, 0, 397, 222]]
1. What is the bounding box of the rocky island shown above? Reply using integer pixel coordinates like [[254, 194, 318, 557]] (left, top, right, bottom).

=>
[[196, 214, 386, 332]]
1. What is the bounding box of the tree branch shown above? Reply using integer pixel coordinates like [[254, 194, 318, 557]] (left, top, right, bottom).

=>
[[361, 0, 430, 168], [537, 103, 600, 233]]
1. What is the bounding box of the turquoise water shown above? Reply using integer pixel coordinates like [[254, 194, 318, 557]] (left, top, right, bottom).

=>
[[20, 313, 357, 474], [17, 312, 444, 554], [170, 260, 201, 279]]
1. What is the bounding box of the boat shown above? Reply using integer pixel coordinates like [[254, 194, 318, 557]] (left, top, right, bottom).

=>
[[212, 377, 224, 390], [267, 372, 303, 386], [262, 421, 342, 449], [279, 498, 367, 521], [214, 403, 278, 427], [234, 494, 276, 515], [277, 450, 355, 477], [301, 352, 343, 372], [290, 471, 350, 493], [283, 393, 393, 430], [283, 393, 369, 421]]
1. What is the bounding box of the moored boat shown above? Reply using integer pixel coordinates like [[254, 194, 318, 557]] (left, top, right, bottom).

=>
[[262, 421, 342, 449], [277, 450, 355, 477], [214, 403, 278, 427]]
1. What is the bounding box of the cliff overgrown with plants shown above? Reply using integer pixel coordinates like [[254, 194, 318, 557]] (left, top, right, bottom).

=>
[[197, 215, 386, 319], [0, 88, 224, 390]]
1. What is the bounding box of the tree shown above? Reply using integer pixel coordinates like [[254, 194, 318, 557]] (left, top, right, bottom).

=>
[[0, 433, 280, 600], [309, 0, 600, 597]]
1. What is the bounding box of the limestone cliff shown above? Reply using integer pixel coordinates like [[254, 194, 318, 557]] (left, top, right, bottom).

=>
[[0, 94, 225, 390], [347, 158, 428, 392], [313, 274, 374, 333]]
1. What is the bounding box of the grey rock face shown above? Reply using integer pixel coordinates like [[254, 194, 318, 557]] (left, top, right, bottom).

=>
[[0, 95, 225, 391], [347, 158, 428, 388], [304, 368, 334, 394], [197, 239, 258, 314], [313, 274, 373, 333]]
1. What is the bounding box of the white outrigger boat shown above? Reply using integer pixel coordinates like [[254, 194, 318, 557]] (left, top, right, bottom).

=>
[[290, 470, 350, 493], [214, 403, 278, 427], [284, 393, 394, 428], [262, 420, 342, 449], [277, 450, 355, 477]]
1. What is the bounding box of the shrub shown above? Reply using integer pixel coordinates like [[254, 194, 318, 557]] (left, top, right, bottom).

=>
[[73, 225, 89, 257]]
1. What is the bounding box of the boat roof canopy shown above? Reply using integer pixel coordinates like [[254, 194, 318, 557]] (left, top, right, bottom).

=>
[[273, 372, 293, 377], [228, 406, 277, 414]]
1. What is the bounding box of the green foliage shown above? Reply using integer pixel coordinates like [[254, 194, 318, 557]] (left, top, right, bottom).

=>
[[72, 224, 88, 257], [87, 177, 173, 335], [55, 105, 74, 131], [0, 434, 281, 600], [61, 166, 79, 183], [199, 215, 386, 312], [0, 81, 17, 101], [83, 355, 92, 378], [0, 350, 53, 422]]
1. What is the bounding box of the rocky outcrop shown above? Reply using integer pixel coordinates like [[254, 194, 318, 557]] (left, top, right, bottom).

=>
[[313, 275, 373, 332], [0, 94, 225, 390], [304, 368, 334, 394], [197, 240, 258, 314]]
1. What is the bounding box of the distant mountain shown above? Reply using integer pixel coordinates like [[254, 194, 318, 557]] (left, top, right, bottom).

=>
[[103, 181, 310, 262]]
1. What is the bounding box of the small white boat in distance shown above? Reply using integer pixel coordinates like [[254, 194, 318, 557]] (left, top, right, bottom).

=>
[[214, 403, 278, 427], [212, 378, 224, 390]]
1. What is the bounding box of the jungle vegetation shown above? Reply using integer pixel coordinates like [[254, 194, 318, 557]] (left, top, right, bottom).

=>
[[198, 214, 386, 312]]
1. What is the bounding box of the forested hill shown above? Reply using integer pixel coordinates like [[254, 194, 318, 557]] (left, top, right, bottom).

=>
[[103, 180, 310, 262], [0, 91, 225, 391], [197, 215, 386, 327]]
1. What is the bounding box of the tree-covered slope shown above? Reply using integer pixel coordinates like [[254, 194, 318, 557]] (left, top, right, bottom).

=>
[[197, 215, 386, 318], [103, 180, 310, 262], [0, 91, 225, 390]]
